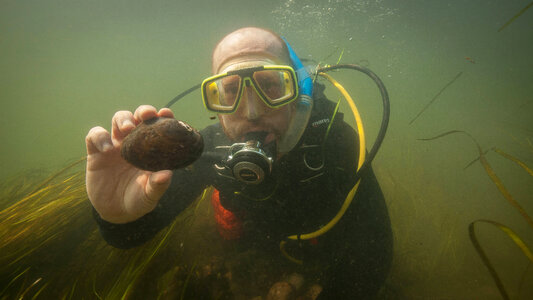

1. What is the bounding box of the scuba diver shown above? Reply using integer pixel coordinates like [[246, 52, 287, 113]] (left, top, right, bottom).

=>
[[85, 27, 392, 299]]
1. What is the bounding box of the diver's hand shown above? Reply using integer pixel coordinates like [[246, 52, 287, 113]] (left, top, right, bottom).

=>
[[85, 105, 174, 224]]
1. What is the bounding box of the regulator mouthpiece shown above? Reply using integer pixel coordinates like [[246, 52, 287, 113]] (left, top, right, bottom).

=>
[[215, 131, 275, 185]]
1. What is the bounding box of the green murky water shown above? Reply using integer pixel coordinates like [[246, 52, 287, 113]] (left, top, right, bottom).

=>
[[1, 0, 532, 298]]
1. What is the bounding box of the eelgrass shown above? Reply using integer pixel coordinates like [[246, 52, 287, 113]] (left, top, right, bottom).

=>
[[0, 158, 216, 299], [497, 1, 533, 32], [419, 130, 533, 228], [419, 130, 533, 299], [409, 72, 463, 125]]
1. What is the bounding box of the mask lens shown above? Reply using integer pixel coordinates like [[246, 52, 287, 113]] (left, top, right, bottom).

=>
[[203, 75, 242, 112], [253, 69, 296, 105], [202, 66, 298, 113]]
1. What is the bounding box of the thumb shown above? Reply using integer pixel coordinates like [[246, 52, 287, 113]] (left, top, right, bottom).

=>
[[145, 170, 173, 203]]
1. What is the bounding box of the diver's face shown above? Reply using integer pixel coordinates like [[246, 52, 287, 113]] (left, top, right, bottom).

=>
[[217, 59, 294, 145]]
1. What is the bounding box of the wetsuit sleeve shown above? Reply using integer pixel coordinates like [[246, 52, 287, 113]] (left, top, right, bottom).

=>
[[92, 166, 208, 249]]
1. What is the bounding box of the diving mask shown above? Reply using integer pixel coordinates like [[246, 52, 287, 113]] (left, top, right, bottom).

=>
[[201, 65, 299, 114]]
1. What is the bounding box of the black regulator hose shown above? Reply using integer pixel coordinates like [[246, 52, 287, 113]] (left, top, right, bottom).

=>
[[317, 64, 390, 181], [164, 83, 201, 108]]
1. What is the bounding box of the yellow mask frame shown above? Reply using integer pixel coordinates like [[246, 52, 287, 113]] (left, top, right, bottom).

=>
[[201, 65, 299, 114]]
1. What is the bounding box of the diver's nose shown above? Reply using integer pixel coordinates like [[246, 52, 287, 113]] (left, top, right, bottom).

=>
[[242, 86, 264, 121]]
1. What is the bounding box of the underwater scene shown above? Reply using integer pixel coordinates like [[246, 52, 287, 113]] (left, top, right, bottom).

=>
[[1, 0, 532, 299]]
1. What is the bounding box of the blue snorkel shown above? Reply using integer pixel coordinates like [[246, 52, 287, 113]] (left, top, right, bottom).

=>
[[278, 38, 314, 153], [282, 37, 313, 98]]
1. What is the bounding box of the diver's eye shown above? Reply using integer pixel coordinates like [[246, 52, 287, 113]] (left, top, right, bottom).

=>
[[225, 84, 239, 95]]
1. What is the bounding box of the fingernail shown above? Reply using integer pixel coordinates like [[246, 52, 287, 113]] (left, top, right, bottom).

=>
[[102, 142, 113, 152], [122, 119, 134, 128]]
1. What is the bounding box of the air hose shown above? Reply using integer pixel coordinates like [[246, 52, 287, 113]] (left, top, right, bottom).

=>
[[280, 64, 390, 264]]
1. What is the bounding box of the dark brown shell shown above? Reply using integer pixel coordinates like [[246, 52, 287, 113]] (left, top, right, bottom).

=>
[[121, 117, 204, 171]]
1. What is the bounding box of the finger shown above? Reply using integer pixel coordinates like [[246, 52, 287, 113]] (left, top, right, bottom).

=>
[[144, 170, 173, 205], [111, 110, 136, 142], [134, 105, 158, 122], [86, 126, 114, 155], [158, 107, 175, 118]]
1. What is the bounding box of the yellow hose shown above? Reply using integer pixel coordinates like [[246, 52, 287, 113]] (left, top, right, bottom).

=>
[[281, 72, 366, 262], [319, 72, 365, 170]]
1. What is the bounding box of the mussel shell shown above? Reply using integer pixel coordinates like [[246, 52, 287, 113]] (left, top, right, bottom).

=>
[[121, 117, 204, 171]]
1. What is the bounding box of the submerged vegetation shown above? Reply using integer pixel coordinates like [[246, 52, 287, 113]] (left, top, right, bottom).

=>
[[0, 159, 225, 299], [498, 1, 533, 32], [408, 72, 463, 125], [2, 138, 530, 298], [419, 130, 533, 299]]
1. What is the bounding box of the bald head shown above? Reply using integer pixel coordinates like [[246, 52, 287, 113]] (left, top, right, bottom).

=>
[[212, 27, 291, 73]]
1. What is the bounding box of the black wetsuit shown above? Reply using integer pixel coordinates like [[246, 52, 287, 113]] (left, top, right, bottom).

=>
[[93, 84, 393, 299]]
